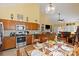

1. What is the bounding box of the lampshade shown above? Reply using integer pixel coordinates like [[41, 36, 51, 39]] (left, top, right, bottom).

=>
[[71, 32, 75, 34]]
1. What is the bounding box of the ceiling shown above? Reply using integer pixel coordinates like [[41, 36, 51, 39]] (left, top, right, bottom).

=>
[[40, 3, 79, 23]]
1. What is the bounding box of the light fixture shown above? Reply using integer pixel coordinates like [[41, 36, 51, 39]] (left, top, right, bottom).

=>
[[58, 13, 64, 22], [46, 3, 55, 13]]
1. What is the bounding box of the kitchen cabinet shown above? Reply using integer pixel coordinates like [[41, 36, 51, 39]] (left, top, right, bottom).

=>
[[6, 20, 26, 30], [26, 22, 39, 30], [31, 23, 40, 30], [9, 20, 16, 30], [16, 21, 25, 25], [25, 22, 32, 30], [26, 35, 33, 45], [0, 19, 16, 30], [0, 19, 40, 30], [0, 19, 10, 30], [2, 36, 16, 50]]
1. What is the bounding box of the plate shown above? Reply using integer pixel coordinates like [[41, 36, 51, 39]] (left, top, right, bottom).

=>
[[61, 45, 73, 51], [53, 50, 64, 56], [48, 45, 58, 51], [31, 50, 43, 56]]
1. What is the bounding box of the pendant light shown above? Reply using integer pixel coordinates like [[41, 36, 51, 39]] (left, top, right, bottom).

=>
[[46, 3, 55, 13], [58, 13, 64, 22]]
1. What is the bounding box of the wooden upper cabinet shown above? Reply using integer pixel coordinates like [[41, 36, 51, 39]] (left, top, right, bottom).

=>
[[34, 23, 40, 30], [16, 21, 25, 25], [0, 19, 39, 30], [31, 23, 39, 30], [0, 19, 9, 30], [26, 22, 39, 30], [0, 19, 16, 30], [25, 22, 31, 30], [9, 20, 16, 30]]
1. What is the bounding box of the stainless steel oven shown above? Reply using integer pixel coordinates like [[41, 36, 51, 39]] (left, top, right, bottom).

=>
[[16, 25, 26, 48], [16, 34, 26, 48], [16, 36, 26, 43]]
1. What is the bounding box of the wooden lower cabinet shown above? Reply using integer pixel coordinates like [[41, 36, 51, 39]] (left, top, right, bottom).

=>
[[26, 35, 33, 45], [2, 36, 16, 50]]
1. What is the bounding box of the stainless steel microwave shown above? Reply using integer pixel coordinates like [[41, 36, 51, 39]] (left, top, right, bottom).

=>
[[16, 25, 25, 31]]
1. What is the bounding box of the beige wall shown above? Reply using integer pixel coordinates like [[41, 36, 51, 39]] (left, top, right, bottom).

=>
[[39, 12, 55, 32], [0, 3, 55, 24], [0, 3, 40, 23], [0, 3, 55, 32], [40, 13, 53, 25], [0, 3, 78, 32], [0, 3, 42, 36]]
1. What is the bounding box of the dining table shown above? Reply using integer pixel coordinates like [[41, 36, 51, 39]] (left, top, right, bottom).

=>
[[24, 40, 74, 56]]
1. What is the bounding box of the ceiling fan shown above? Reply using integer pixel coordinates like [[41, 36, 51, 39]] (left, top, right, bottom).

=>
[[57, 13, 64, 21]]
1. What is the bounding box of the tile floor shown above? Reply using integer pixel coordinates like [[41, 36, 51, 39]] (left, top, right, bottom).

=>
[[0, 48, 17, 56], [0, 46, 26, 56]]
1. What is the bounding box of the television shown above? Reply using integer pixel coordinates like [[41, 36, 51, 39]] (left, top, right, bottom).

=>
[[45, 25, 50, 29]]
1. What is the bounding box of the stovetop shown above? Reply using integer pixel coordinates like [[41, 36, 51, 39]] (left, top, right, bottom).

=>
[[16, 34, 26, 36]]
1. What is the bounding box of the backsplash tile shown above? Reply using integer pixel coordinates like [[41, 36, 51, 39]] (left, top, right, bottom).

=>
[[4, 30, 40, 36]]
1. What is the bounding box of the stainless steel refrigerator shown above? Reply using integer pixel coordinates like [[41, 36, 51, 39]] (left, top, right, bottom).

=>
[[0, 22, 4, 48]]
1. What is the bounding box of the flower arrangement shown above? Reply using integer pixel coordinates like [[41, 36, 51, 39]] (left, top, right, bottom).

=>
[[48, 40, 57, 48]]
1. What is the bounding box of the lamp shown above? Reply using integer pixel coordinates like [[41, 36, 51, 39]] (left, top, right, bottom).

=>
[[46, 3, 55, 13], [57, 13, 64, 22], [71, 32, 75, 34]]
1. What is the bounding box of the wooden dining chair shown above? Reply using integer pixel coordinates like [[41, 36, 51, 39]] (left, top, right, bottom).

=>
[[72, 44, 79, 56], [74, 47, 79, 56], [24, 45, 35, 56], [16, 48, 28, 56], [24, 48, 29, 56], [16, 49, 22, 56]]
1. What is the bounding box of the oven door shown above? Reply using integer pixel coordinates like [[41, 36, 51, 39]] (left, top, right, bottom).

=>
[[16, 36, 26, 43]]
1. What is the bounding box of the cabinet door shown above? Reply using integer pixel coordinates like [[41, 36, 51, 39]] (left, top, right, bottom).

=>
[[9, 20, 26, 30], [0, 19, 16, 30], [2, 37, 16, 50], [31, 23, 39, 30], [16, 21, 25, 25], [33, 23, 37, 30], [25, 22, 39, 30], [31, 23, 34, 30], [26, 35, 33, 45], [0, 20, 10, 30], [9, 20, 16, 30], [10, 37, 16, 48], [27, 23, 32, 30]]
